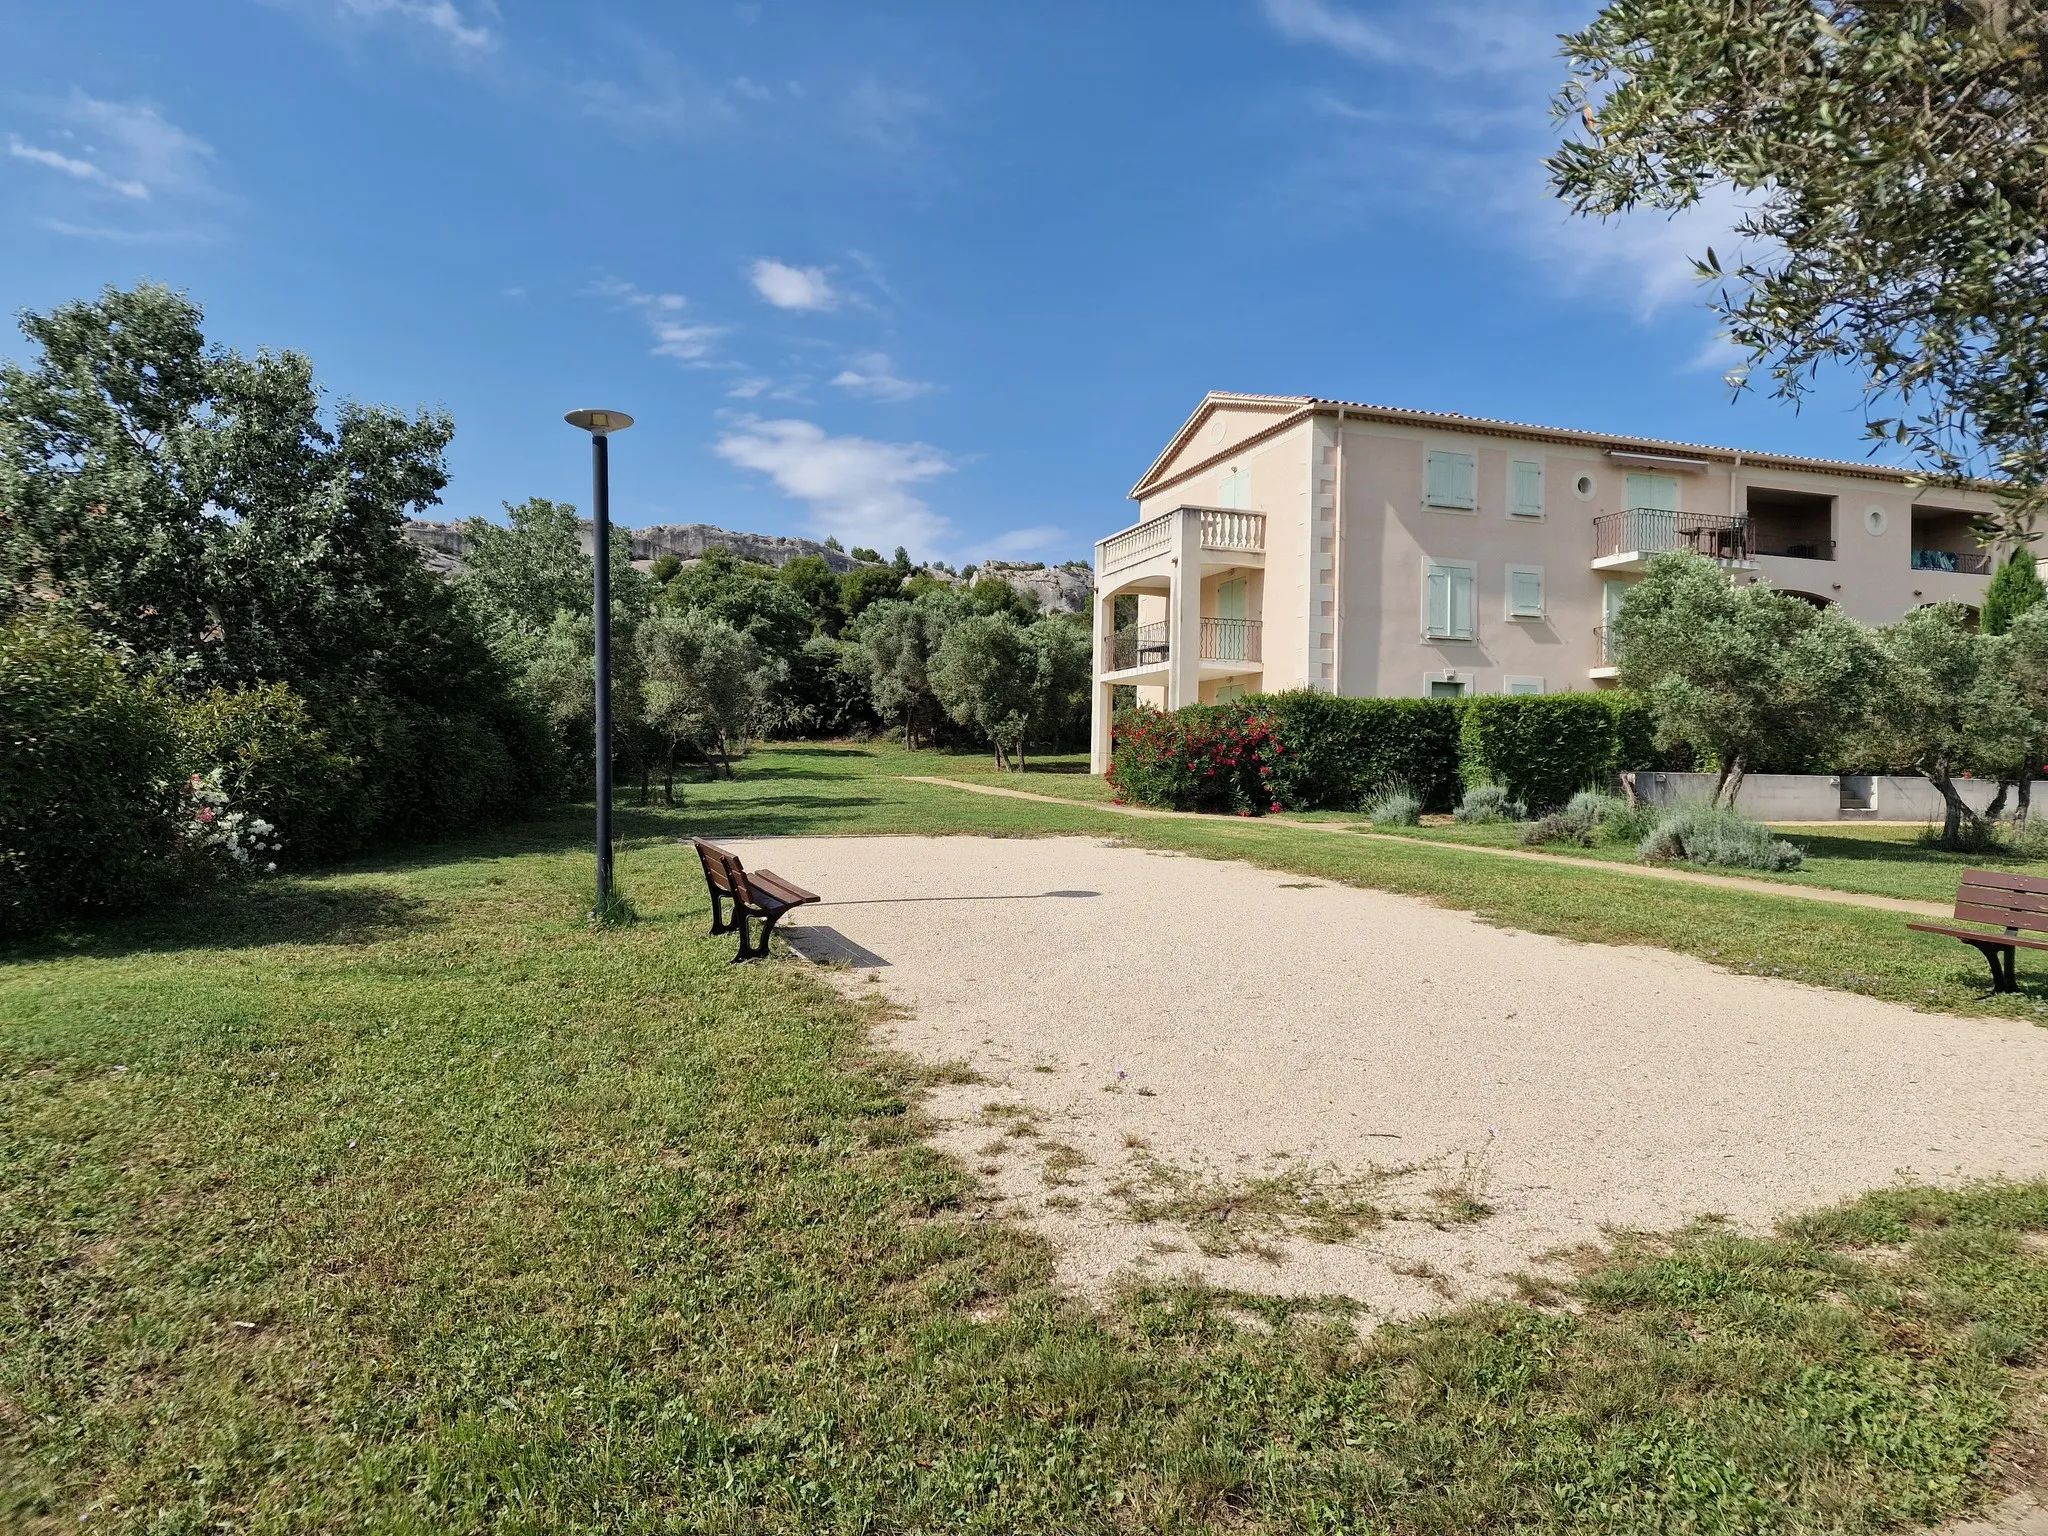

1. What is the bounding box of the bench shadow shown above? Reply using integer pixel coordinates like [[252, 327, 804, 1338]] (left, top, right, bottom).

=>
[[782, 926, 892, 968], [1, 881, 434, 964]]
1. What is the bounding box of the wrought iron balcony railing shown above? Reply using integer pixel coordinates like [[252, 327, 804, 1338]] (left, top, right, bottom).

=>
[[1201, 617, 1261, 663], [1101, 622, 1171, 673], [1593, 508, 1750, 564]]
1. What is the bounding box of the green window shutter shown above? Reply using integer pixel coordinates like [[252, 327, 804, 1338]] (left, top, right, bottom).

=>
[[1217, 579, 1246, 621], [1626, 472, 1679, 512], [1426, 566, 1451, 635], [1427, 451, 1476, 509], [1507, 678, 1543, 695], [1510, 568, 1543, 616], [1510, 460, 1543, 517], [1450, 567, 1476, 638]]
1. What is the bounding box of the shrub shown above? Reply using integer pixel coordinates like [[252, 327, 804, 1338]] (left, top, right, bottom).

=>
[[1454, 783, 1527, 824], [1639, 803, 1803, 872], [1521, 811, 1597, 847], [1363, 786, 1422, 826], [1260, 691, 1465, 812], [1107, 704, 1285, 814], [174, 684, 368, 865], [1461, 695, 1623, 813], [0, 616, 187, 931], [1565, 789, 1627, 825]]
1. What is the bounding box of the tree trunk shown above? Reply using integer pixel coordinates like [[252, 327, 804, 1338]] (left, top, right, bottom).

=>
[[1017, 738, 1027, 775], [1720, 754, 1747, 810], [2018, 774, 2034, 829], [1618, 770, 1639, 810], [1930, 768, 1968, 847], [662, 741, 678, 807], [716, 733, 735, 780], [1986, 780, 2012, 823], [1710, 763, 1731, 808]]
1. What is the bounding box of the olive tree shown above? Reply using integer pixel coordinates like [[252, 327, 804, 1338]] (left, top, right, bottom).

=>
[[931, 614, 1034, 770], [638, 607, 775, 787], [1612, 552, 1881, 805], [852, 588, 964, 749], [1856, 604, 2035, 845], [1551, 1, 2048, 537]]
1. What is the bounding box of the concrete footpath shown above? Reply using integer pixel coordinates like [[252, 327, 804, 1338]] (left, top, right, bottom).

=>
[[898, 775, 1954, 919]]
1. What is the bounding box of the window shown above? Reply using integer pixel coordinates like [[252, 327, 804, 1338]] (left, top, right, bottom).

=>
[[1424, 559, 1477, 640], [1214, 682, 1247, 703], [1219, 464, 1251, 509], [1509, 459, 1544, 519], [1504, 676, 1544, 696], [1506, 565, 1545, 619], [1625, 472, 1679, 512], [1428, 677, 1470, 699], [1573, 472, 1598, 501], [1426, 450, 1477, 510]]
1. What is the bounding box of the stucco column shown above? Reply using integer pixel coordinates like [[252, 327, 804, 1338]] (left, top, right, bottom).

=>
[[1166, 509, 1202, 709], [1090, 582, 1115, 774]]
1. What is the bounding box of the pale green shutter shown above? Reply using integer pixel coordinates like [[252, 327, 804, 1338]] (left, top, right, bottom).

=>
[[1427, 451, 1475, 509], [1626, 473, 1678, 512], [1510, 568, 1543, 616], [1506, 678, 1543, 695], [1510, 460, 1543, 517], [1427, 566, 1451, 635], [1451, 567, 1476, 638], [1217, 579, 1246, 621]]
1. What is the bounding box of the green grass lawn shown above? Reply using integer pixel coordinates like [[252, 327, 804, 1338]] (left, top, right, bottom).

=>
[[8, 746, 2048, 1532]]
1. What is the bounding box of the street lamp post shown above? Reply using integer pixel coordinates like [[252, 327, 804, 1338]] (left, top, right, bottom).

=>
[[564, 408, 634, 917]]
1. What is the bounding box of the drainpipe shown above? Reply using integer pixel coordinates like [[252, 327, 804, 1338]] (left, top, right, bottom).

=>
[[1331, 407, 1346, 694]]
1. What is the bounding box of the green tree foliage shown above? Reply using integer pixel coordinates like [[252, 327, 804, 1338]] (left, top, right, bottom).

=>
[[662, 547, 810, 660], [461, 499, 592, 636], [1983, 549, 2047, 635], [648, 554, 682, 585], [1612, 553, 1880, 805], [175, 683, 366, 863], [638, 607, 775, 782], [1856, 603, 2035, 844], [931, 615, 1034, 769], [1023, 616, 1092, 752], [839, 564, 905, 626], [966, 574, 1040, 623], [849, 546, 882, 564], [1551, 1, 2048, 536], [777, 554, 845, 636], [851, 589, 965, 749], [0, 283, 556, 859], [763, 636, 881, 741], [891, 546, 913, 577]]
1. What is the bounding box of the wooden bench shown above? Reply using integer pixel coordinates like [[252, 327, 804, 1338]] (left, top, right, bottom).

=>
[[692, 838, 820, 963], [1907, 869, 2048, 994]]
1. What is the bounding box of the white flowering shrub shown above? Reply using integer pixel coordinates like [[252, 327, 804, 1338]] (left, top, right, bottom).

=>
[[180, 770, 282, 875]]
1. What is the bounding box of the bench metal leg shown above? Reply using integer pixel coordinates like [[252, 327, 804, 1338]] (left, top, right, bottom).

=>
[[1965, 939, 2019, 994], [708, 890, 731, 936], [731, 907, 790, 963]]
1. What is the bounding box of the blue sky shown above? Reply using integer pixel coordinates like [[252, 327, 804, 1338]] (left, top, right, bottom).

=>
[[1, 0, 1879, 564]]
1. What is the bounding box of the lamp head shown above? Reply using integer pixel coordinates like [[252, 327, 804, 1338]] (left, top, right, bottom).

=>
[[565, 408, 634, 436]]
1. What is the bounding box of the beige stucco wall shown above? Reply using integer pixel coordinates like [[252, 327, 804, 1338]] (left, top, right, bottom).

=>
[[1099, 397, 2005, 722]]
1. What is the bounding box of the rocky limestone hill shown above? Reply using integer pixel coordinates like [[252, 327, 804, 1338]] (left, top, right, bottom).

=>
[[401, 520, 1094, 614]]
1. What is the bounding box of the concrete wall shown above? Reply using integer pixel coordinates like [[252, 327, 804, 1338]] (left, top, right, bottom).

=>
[[1633, 771, 2041, 822]]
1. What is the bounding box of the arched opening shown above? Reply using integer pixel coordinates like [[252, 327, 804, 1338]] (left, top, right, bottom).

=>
[[1779, 589, 1834, 610]]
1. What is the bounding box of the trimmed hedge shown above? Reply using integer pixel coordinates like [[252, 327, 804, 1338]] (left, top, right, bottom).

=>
[[1462, 694, 1625, 814], [1109, 689, 1662, 816], [1262, 691, 1466, 813]]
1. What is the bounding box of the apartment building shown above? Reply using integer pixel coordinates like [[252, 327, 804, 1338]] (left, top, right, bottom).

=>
[[1089, 392, 2005, 773]]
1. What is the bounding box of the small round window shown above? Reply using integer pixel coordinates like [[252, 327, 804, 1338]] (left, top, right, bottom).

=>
[[1573, 473, 1597, 500], [1863, 506, 1888, 536]]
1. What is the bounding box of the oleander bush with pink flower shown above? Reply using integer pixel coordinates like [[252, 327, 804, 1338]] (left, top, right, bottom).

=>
[[1106, 704, 1287, 814]]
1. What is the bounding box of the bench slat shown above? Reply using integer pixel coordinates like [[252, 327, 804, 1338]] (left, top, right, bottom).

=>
[[1957, 878, 2048, 907], [1953, 899, 2048, 932], [748, 871, 820, 906], [1908, 921, 2048, 953], [1958, 868, 2048, 896]]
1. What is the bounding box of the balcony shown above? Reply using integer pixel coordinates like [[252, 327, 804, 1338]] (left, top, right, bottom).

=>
[[1755, 537, 1836, 561], [1593, 509, 1752, 572], [1591, 625, 1620, 681], [1100, 618, 1263, 676], [1097, 506, 1267, 576], [1913, 547, 1994, 575]]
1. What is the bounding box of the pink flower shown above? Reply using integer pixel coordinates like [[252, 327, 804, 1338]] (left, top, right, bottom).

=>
[[196, 808, 215, 824]]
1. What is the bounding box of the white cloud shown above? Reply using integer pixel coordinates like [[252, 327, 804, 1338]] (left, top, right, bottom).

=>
[[830, 352, 933, 402], [749, 259, 836, 312], [4, 95, 220, 239], [7, 138, 147, 199], [1264, 0, 1746, 322], [596, 279, 730, 364], [285, 0, 497, 50], [715, 417, 952, 554]]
